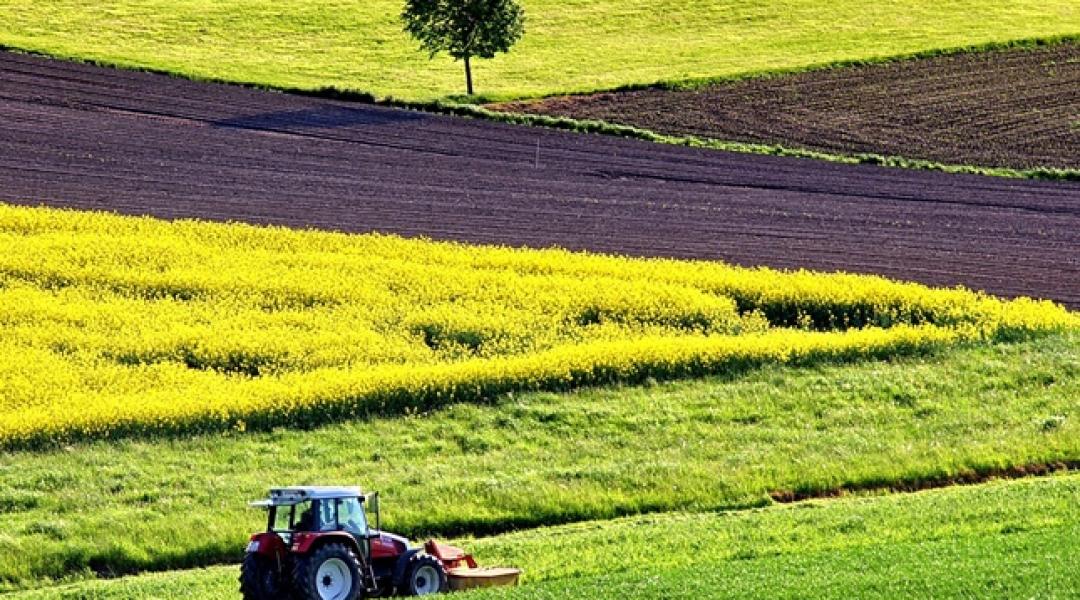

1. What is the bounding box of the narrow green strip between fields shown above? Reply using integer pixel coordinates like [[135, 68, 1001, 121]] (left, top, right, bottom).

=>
[[0, 333, 1076, 591], [410, 99, 1080, 181], [10, 472, 1080, 599]]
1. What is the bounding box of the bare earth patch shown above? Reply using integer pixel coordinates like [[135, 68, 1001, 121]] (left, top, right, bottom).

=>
[[494, 43, 1080, 170]]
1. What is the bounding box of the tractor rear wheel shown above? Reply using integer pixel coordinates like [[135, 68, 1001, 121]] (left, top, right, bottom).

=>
[[239, 552, 285, 600], [293, 543, 363, 600], [404, 554, 447, 595]]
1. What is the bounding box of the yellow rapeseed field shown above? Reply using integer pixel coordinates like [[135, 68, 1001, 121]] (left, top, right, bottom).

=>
[[0, 204, 1075, 448]]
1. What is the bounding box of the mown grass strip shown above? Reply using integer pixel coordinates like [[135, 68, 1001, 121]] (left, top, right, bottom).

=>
[[10, 472, 1080, 598], [769, 459, 1080, 503], [0, 332, 1076, 590]]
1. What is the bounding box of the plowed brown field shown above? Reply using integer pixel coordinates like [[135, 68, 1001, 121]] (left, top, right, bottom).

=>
[[1, 52, 1078, 306], [497, 43, 1080, 170]]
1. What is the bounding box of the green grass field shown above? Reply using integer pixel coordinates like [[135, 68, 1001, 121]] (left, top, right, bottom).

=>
[[11, 472, 1080, 599], [1, 332, 1076, 591], [1, 1, 1078, 101]]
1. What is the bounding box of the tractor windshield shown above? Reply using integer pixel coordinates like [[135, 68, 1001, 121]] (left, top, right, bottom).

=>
[[335, 497, 369, 537], [268, 497, 369, 534]]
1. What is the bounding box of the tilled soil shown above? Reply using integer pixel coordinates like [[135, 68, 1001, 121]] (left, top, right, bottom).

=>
[[496, 43, 1080, 170], [1, 52, 1078, 306]]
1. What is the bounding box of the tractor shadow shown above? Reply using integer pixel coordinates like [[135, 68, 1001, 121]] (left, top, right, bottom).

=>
[[213, 104, 425, 132]]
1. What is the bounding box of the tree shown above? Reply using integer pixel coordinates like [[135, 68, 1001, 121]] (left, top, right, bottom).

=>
[[402, 0, 525, 96]]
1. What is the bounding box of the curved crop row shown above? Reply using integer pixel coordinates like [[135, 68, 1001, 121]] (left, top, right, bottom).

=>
[[0, 204, 1074, 448]]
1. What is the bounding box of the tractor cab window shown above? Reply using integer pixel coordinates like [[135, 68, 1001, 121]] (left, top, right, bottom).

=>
[[292, 500, 317, 532], [336, 497, 369, 537], [271, 504, 295, 532], [315, 499, 335, 531]]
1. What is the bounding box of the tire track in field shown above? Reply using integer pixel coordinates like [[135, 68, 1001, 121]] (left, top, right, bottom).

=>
[[1, 51, 1078, 306]]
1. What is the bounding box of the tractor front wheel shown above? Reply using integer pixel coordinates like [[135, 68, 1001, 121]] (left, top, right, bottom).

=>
[[293, 543, 363, 600], [405, 554, 448, 595], [239, 552, 285, 600]]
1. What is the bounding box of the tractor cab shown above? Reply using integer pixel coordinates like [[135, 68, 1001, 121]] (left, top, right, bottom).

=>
[[253, 487, 375, 551], [242, 486, 518, 600]]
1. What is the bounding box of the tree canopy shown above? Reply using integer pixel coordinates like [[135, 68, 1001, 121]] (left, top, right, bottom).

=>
[[402, 0, 526, 95]]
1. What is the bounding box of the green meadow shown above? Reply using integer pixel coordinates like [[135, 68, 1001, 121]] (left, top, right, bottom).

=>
[[1, 1, 1077, 100], [11, 472, 1080, 598]]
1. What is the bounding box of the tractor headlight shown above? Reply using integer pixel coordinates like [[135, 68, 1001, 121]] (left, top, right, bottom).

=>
[[246, 540, 260, 553]]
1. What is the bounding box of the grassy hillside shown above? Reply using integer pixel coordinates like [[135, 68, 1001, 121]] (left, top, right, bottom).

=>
[[1, 332, 1076, 590], [1, 1, 1077, 101], [11, 473, 1080, 598]]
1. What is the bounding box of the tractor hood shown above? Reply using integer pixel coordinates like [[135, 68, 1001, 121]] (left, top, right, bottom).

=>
[[375, 530, 411, 549], [369, 530, 411, 560]]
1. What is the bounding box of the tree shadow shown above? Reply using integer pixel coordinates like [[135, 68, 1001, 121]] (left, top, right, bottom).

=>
[[213, 105, 425, 131]]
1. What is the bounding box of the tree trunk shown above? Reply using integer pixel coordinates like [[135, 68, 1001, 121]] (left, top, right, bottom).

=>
[[464, 55, 474, 96]]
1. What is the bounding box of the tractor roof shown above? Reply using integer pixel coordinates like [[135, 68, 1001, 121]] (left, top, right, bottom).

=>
[[249, 486, 365, 507]]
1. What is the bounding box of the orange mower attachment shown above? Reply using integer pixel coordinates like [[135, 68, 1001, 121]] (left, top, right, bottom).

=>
[[424, 540, 522, 591]]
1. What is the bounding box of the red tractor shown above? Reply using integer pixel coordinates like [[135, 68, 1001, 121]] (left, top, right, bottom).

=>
[[241, 487, 519, 599]]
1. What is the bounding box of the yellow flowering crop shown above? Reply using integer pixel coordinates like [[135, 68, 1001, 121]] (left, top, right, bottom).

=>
[[0, 204, 1074, 448]]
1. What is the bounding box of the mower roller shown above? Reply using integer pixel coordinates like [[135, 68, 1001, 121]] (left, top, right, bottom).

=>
[[240, 486, 520, 599]]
